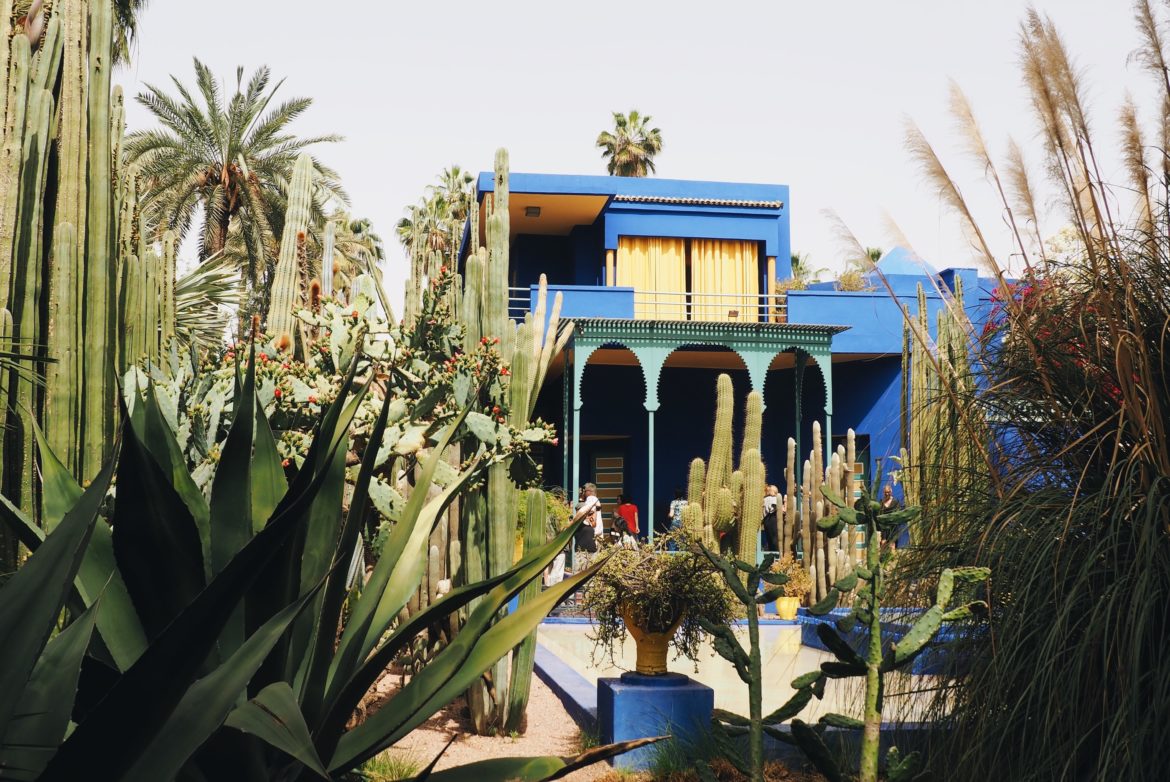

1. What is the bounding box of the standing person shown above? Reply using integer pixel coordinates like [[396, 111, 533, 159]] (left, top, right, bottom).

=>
[[667, 488, 687, 533], [572, 484, 601, 568], [880, 484, 902, 513], [762, 485, 781, 552], [615, 494, 639, 535]]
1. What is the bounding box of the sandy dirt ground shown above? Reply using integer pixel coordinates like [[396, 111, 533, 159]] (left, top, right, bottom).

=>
[[387, 674, 608, 781]]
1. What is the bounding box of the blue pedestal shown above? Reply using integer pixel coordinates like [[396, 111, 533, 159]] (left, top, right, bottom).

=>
[[598, 672, 714, 770]]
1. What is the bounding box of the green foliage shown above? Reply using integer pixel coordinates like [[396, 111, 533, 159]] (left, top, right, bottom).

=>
[[0, 339, 614, 780], [361, 750, 423, 782], [780, 480, 987, 782], [702, 548, 781, 782], [770, 554, 811, 598], [581, 531, 739, 668]]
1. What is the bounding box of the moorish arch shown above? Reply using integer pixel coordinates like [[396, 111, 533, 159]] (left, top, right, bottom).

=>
[[565, 318, 846, 542]]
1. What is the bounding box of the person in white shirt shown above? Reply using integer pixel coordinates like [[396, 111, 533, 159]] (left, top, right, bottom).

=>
[[572, 483, 601, 567]]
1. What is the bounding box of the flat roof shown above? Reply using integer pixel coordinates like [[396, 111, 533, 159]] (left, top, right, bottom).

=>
[[476, 172, 787, 209]]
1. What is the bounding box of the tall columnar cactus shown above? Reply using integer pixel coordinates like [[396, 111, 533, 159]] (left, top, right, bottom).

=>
[[321, 219, 335, 299], [268, 152, 315, 350], [898, 280, 984, 544], [160, 230, 176, 346], [81, 0, 115, 481], [684, 373, 767, 566], [786, 425, 860, 604], [0, 0, 127, 513], [459, 149, 573, 734], [505, 487, 547, 731]]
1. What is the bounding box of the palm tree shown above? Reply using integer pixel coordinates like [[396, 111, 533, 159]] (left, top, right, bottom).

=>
[[396, 166, 475, 262], [788, 251, 827, 285], [125, 60, 345, 317], [596, 110, 664, 177]]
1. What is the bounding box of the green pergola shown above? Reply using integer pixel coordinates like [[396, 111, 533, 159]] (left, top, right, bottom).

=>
[[563, 318, 849, 541]]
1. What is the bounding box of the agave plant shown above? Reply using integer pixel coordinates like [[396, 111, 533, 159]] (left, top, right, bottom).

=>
[[0, 344, 642, 780]]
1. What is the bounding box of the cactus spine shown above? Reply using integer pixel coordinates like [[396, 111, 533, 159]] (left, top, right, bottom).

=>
[[268, 152, 315, 349]]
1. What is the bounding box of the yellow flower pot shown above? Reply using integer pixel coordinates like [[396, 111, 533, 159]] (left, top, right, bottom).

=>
[[621, 607, 683, 675], [774, 596, 801, 620]]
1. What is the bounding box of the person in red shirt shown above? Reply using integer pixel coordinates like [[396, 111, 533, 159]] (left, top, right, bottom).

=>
[[615, 495, 639, 538]]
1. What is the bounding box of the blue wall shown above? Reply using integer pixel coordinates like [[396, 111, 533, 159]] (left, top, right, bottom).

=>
[[830, 357, 903, 484]]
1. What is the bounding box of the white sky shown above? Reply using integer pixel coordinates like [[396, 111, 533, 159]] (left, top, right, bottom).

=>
[[121, 1, 1156, 312]]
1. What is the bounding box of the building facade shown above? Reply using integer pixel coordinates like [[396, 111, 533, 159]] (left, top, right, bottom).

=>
[[461, 171, 993, 543]]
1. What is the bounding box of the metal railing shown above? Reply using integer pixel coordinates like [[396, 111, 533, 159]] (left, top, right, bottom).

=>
[[629, 290, 788, 323], [506, 287, 788, 323]]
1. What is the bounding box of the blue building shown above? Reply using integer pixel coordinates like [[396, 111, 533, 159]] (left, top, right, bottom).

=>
[[461, 171, 994, 539]]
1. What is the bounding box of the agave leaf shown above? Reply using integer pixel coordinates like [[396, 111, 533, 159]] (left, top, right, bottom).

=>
[[209, 343, 259, 576], [137, 384, 212, 566], [421, 737, 663, 782], [251, 399, 287, 531], [316, 521, 585, 760], [0, 603, 99, 780], [40, 393, 358, 782], [331, 407, 472, 680], [300, 389, 395, 726], [329, 546, 604, 771], [120, 586, 322, 782], [0, 458, 113, 737], [0, 495, 147, 672], [245, 358, 366, 689], [114, 411, 207, 640], [224, 682, 330, 779], [30, 418, 82, 531]]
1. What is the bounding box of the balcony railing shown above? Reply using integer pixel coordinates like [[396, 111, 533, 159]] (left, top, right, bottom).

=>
[[507, 286, 788, 324]]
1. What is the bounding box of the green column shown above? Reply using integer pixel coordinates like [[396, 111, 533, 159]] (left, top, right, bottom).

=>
[[562, 347, 571, 490], [646, 405, 656, 544], [631, 344, 668, 546], [815, 351, 834, 465]]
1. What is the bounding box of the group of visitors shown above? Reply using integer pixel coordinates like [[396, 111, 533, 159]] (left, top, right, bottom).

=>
[[570, 483, 641, 563], [546, 479, 905, 587]]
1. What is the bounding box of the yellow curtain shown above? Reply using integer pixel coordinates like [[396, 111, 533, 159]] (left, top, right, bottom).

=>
[[689, 239, 760, 321], [617, 237, 686, 319]]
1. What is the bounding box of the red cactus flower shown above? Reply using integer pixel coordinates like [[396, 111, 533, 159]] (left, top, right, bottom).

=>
[[281, 458, 290, 468], [308, 394, 318, 404], [273, 388, 283, 399]]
